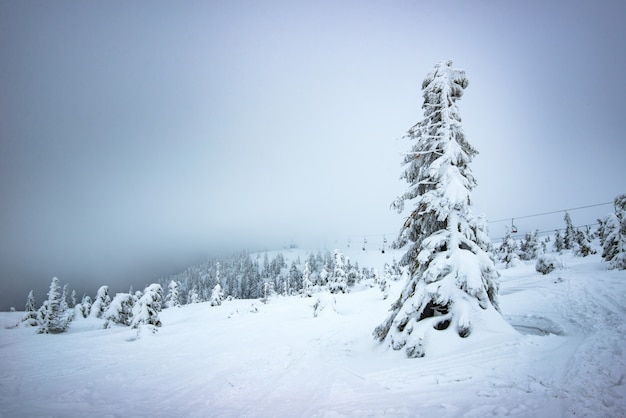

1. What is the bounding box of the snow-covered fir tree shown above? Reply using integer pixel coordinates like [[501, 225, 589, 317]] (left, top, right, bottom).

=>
[[302, 262, 313, 297], [164, 280, 181, 309], [187, 286, 200, 304], [328, 249, 348, 294], [58, 283, 73, 325], [519, 230, 540, 260], [79, 295, 92, 318], [90, 286, 111, 318], [210, 283, 224, 306], [378, 264, 391, 300], [103, 293, 134, 328], [563, 212, 577, 250], [38, 277, 70, 334], [574, 227, 596, 257], [499, 227, 521, 267], [602, 194, 626, 270], [553, 229, 564, 252], [374, 61, 501, 357], [130, 284, 163, 329], [21, 290, 38, 327], [60, 284, 70, 310]]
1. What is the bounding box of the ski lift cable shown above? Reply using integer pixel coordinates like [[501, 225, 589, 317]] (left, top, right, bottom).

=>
[[488, 202, 613, 224], [343, 201, 612, 248], [492, 222, 601, 243]]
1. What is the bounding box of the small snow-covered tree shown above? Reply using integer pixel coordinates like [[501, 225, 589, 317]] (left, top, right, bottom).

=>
[[103, 293, 134, 328], [378, 273, 389, 300], [38, 277, 69, 333], [602, 194, 626, 270], [187, 286, 200, 304], [79, 295, 92, 318], [164, 280, 181, 308], [553, 229, 564, 252], [21, 290, 38, 327], [328, 249, 348, 294], [130, 284, 163, 329], [210, 283, 224, 306], [374, 61, 502, 357], [90, 286, 111, 318], [563, 212, 577, 250], [318, 264, 329, 288], [302, 262, 313, 297], [519, 230, 540, 260], [574, 228, 595, 257], [499, 227, 520, 267]]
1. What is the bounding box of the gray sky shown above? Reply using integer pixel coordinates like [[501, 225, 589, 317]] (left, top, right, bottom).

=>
[[1, 0, 625, 310]]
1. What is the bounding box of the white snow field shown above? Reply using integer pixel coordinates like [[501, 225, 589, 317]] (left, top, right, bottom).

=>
[[1, 249, 625, 418]]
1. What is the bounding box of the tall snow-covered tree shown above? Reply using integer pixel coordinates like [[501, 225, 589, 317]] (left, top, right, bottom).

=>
[[602, 194, 626, 270], [374, 61, 502, 357], [38, 277, 70, 333], [130, 284, 163, 329]]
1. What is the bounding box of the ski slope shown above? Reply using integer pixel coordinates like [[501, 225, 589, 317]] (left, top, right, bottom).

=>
[[0, 250, 624, 417]]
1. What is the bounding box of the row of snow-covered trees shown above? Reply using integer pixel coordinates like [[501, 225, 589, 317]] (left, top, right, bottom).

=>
[[496, 199, 626, 270], [18, 248, 404, 334], [157, 249, 401, 305], [497, 212, 596, 267], [20, 278, 164, 334]]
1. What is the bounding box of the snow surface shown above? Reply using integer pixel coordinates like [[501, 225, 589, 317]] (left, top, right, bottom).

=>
[[1, 249, 625, 417]]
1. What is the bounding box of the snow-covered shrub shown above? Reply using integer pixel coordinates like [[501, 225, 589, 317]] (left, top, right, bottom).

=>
[[535, 254, 562, 275], [103, 293, 134, 328], [130, 284, 163, 329], [312, 293, 336, 317]]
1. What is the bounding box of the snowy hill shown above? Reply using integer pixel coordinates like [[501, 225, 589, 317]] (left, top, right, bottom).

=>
[[1, 251, 625, 417]]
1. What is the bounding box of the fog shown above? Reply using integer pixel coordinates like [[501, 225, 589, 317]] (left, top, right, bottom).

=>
[[1, 1, 625, 309]]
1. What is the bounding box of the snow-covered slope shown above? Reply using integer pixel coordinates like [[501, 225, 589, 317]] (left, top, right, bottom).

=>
[[1, 251, 624, 417]]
